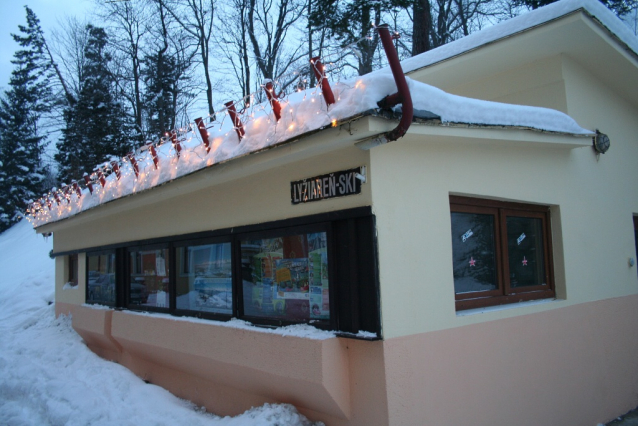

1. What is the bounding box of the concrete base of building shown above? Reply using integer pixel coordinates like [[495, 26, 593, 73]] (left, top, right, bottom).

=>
[[57, 294, 638, 425]]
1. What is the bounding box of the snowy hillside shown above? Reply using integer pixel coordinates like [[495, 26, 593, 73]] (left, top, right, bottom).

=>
[[0, 220, 319, 426]]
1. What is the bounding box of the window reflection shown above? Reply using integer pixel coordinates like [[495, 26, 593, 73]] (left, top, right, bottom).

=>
[[87, 252, 116, 306], [129, 248, 170, 308], [241, 232, 329, 322], [506, 216, 545, 288], [176, 242, 232, 315], [451, 212, 498, 294]]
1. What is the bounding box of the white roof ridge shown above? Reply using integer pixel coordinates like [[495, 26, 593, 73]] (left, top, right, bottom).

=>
[[400, 0, 638, 75]]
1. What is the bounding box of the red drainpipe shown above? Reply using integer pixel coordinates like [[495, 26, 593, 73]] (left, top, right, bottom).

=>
[[376, 24, 413, 142]]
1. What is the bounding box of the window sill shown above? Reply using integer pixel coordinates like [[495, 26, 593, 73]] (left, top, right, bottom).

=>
[[456, 297, 560, 317]]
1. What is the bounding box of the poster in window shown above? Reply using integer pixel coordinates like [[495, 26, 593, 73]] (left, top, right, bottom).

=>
[[275, 258, 310, 299]]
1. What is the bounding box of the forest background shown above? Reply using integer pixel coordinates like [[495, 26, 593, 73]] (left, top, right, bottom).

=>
[[0, 0, 637, 232]]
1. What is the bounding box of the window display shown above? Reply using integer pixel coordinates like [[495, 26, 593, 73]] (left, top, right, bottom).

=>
[[129, 248, 170, 309], [88, 208, 380, 336], [176, 242, 232, 315], [86, 252, 116, 306], [241, 231, 330, 322]]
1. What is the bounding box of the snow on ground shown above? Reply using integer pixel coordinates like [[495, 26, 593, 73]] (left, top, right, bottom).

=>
[[0, 220, 320, 426]]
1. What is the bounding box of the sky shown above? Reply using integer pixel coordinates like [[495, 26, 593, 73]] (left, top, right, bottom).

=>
[[0, 0, 94, 91]]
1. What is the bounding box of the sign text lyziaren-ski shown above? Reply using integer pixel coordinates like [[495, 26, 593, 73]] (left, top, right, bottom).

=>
[[291, 167, 363, 204]]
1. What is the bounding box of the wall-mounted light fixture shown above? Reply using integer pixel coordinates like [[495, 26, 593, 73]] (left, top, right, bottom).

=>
[[593, 130, 610, 154]]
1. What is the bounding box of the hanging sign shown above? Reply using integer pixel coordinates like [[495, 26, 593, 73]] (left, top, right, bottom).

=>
[[291, 167, 363, 205]]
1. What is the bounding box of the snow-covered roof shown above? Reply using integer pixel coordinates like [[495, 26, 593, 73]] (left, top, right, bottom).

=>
[[29, 0, 610, 229], [400, 0, 638, 75]]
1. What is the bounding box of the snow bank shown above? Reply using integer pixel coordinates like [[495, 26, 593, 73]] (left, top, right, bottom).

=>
[[120, 310, 337, 340], [0, 221, 321, 426]]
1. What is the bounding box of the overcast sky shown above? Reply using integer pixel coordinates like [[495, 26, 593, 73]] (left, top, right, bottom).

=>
[[1, 0, 94, 91]]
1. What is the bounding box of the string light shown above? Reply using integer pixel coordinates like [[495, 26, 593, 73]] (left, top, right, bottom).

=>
[[27, 25, 403, 226]]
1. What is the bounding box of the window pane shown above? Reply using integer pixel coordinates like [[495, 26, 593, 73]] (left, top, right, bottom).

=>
[[68, 254, 78, 286], [129, 248, 170, 308], [506, 216, 545, 288], [241, 231, 329, 322], [451, 212, 498, 294], [176, 243, 232, 315], [87, 253, 116, 305]]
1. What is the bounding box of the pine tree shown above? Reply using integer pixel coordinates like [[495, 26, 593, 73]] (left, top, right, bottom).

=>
[[0, 7, 52, 231], [142, 51, 180, 138], [309, 0, 410, 75], [56, 25, 133, 184]]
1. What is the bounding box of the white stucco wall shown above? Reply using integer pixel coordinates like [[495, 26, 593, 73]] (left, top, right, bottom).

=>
[[372, 54, 638, 339]]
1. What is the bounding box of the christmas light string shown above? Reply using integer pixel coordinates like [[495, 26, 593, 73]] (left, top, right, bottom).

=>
[[26, 26, 395, 226]]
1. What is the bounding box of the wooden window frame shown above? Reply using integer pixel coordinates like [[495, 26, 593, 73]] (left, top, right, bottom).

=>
[[450, 196, 555, 311]]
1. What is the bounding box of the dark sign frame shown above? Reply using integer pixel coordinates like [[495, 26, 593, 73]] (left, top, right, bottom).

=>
[[291, 167, 363, 205]]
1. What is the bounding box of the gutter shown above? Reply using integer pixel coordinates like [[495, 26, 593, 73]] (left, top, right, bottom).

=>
[[357, 24, 414, 148]]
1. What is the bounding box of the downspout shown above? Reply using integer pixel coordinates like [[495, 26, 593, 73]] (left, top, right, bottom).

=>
[[375, 24, 414, 143]]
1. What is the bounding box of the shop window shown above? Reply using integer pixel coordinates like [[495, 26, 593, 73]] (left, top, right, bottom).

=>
[[67, 254, 79, 287], [128, 246, 171, 310], [93, 208, 380, 337], [86, 251, 116, 306], [450, 196, 555, 310], [175, 240, 233, 316], [240, 227, 330, 325]]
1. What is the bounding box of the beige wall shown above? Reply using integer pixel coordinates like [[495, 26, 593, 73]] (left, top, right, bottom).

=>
[[55, 253, 85, 306], [48, 145, 371, 255], [370, 47, 638, 340], [445, 54, 569, 113]]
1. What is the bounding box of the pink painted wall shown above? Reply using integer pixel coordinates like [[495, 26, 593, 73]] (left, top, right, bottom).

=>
[[383, 295, 638, 426], [63, 304, 389, 425], [59, 296, 638, 425]]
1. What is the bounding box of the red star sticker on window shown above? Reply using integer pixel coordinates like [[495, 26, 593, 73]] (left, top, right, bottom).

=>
[[469, 257, 476, 267], [522, 256, 528, 266]]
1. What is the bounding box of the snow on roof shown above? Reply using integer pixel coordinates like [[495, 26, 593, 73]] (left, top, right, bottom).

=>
[[400, 0, 638, 75], [29, 3, 599, 228]]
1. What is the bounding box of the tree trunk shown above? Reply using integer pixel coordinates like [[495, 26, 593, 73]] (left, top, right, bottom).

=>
[[412, 0, 432, 55]]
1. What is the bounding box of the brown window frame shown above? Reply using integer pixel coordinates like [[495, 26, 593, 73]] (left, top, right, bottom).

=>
[[450, 196, 555, 310]]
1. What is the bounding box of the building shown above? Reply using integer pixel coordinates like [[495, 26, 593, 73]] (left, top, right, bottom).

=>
[[31, 0, 638, 424]]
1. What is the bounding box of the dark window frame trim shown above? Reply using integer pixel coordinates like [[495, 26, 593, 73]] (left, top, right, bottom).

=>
[[126, 243, 173, 314], [63, 207, 380, 339], [450, 196, 555, 311], [67, 253, 79, 287], [85, 249, 117, 307], [235, 221, 335, 330], [172, 236, 235, 321]]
